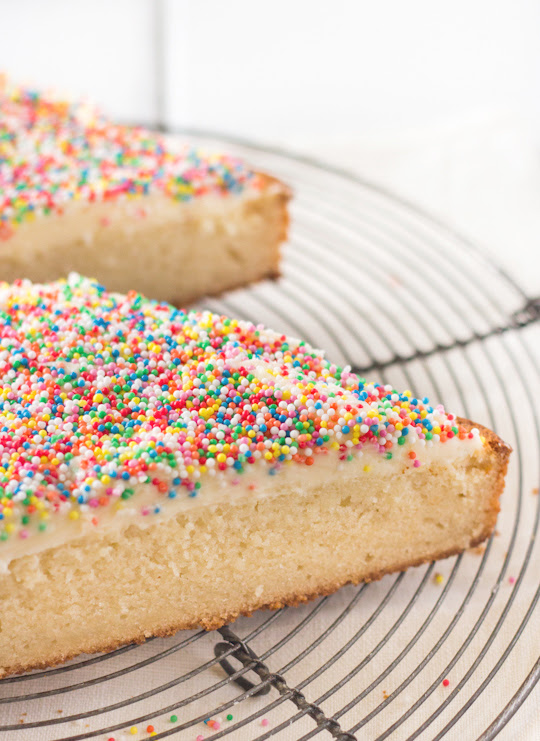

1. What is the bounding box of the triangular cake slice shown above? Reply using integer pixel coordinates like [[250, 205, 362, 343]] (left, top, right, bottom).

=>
[[0, 276, 510, 676], [0, 78, 290, 304]]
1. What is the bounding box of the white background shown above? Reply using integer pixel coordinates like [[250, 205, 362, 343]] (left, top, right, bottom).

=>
[[0, 0, 539, 295], [0, 3, 539, 739]]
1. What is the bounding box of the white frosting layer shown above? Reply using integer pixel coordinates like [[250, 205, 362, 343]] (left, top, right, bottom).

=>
[[0, 432, 483, 570]]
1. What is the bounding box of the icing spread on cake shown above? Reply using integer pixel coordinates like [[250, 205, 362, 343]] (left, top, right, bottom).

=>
[[0, 77, 260, 240], [0, 274, 483, 555]]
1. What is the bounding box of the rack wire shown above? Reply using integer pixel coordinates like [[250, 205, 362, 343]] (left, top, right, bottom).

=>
[[1, 140, 538, 741]]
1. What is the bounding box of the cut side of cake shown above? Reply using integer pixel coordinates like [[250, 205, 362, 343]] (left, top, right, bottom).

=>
[[0, 78, 290, 304], [0, 276, 510, 677]]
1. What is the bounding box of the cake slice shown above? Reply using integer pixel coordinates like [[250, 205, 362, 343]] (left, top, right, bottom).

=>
[[0, 275, 510, 677], [0, 78, 290, 304]]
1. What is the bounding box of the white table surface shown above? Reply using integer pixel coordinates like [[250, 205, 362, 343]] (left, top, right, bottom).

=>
[[282, 116, 540, 300]]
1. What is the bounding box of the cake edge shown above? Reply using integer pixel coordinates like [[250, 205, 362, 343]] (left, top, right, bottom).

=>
[[0, 170, 293, 306], [166, 171, 292, 305], [1, 417, 510, 678]]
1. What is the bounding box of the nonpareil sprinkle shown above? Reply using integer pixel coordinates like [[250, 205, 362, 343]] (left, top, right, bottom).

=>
[[0, 275, 481, 544]]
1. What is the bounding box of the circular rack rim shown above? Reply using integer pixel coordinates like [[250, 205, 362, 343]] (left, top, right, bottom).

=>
[[0, 134, 538, 741]]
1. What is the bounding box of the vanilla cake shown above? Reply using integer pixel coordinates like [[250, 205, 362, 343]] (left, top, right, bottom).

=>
[[0, 79, 290, 304], [0, 275, 510, 677]]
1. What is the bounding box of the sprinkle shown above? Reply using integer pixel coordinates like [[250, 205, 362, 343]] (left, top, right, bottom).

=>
[[0, 79, 260, 236], [170, 715, 178, 723], [0, 275, 480, 543], [197, 736, 204, 741], [226, 714, 233, 721], [442, 679, 450, 687], [130, 728, 138, 736], [509, 576, 516, 585], [434, 573, 444, 585], [213, 722, 221, 730], [146, 727, 154, 734], [261, 718, 269, 727]]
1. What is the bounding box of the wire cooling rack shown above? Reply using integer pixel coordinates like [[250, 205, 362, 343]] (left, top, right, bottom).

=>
[[1, 139, 539, 741]]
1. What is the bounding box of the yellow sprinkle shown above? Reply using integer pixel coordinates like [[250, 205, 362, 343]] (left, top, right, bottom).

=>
[[69, 511, 80, 521], [363, 465, 371, 472], [434, 573, 444, 585], [130, 727, 138, 736]]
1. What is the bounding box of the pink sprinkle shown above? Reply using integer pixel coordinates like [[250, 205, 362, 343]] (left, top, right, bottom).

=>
[[197, 736, 204, 741], [509, 576, 516, 585], [261, 718, 269, 727], [442, 678, 450, 687], [413, 460, 421, 467], [213, 722, 221, 730], [19, 529, 29, 539]]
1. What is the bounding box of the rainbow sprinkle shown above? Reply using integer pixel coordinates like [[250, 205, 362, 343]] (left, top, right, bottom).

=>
[[0, 77, 259, 239], [0, 275, 478, 543]]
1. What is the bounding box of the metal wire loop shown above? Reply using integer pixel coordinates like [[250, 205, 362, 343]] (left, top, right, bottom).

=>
[[213, 641, 272, 697]]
